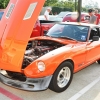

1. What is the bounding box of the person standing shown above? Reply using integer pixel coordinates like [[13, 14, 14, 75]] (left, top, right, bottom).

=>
[[88, 9, 97, 24], [44, 7, 52, 20], [94, 9, 100, 25]]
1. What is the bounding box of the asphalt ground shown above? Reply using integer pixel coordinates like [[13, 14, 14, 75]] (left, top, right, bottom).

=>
[[0, 62, 100, 100]]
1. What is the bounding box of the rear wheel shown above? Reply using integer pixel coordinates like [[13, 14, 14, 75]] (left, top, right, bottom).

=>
[[49, 61, 73, 93]]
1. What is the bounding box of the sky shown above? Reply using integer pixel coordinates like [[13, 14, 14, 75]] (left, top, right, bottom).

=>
[[82, 0, 100, 8], [59, 0, 100, 8]]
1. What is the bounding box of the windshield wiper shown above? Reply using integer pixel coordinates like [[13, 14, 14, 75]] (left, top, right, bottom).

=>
[[58, 36, 78, 42]]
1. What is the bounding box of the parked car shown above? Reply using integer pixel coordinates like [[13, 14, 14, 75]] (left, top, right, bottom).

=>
[[31, 20, 56, 37], [0, 9, 4, 20], [57, 11, 70, 18], [38, 15, 58, 21], [63, 12, 90, 22], [0, 0, 100, 93], [1, 22, 100, 92], [0, 10, 55, 38], [52, 11, 70, 21], [39, 11, 70, 21]]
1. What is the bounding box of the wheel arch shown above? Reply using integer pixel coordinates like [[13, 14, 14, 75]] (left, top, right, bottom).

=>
[[53, 59, 74, 75], [60, 59, 74, 70]]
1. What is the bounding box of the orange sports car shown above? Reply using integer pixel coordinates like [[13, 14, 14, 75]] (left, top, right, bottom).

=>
[[1, 22, 100, 92], [0, 0, 100, 93]]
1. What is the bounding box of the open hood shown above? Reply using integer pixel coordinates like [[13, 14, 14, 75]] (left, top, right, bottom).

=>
[[0, 0, 45, 72]]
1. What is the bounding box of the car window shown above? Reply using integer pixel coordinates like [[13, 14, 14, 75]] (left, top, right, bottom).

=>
[[47, 24, 64, 35], [84, 15, 90, 21], [58, 12, 70, 17], [89, 28, 100, 40], [66, 14, 71, 16], [47, 24, 89, 42], [0, 12, 4, 20]]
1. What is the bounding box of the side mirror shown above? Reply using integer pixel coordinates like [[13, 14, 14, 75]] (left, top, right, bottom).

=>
[[92, 36, 99, 41]]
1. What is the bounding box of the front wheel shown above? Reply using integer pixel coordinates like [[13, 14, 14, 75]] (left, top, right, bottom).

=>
[[49, 61, 73, 93]]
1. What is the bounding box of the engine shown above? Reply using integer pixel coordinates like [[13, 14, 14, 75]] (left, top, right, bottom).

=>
[[22, 40, 64, 68]]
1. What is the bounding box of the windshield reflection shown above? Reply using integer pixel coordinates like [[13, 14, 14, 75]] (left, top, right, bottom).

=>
[[47, 24, 89, 42]]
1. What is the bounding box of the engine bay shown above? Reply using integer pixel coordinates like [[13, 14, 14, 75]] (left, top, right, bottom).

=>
[[22, 39, 64, 68], [5, 39, 64, 80]]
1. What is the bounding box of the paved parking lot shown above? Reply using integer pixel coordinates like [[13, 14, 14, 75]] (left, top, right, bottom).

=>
[[0, 62, 100, 100]]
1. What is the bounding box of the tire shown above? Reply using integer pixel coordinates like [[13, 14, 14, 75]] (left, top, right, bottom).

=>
[[49, 61, 73, 93], [97, 59, 100, 64]]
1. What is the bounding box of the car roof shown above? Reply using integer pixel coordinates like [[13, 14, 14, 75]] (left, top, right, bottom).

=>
[[58, 11, 71, 17], [56, 22, 100, 28]]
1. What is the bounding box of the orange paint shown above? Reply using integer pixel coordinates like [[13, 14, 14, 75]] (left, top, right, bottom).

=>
[[0, 0, 100, 81], [0, 0, 46, 72]]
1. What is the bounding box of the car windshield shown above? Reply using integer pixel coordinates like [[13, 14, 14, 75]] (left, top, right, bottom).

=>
[[46, 24, 89, 42]]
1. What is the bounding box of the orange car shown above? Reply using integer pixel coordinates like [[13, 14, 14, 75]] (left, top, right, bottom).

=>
[[0, 0, 100, 93]]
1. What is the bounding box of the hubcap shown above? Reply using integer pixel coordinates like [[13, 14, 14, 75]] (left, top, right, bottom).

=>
[[57, 67, 71, 88]]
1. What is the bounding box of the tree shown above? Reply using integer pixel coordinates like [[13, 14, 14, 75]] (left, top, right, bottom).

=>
[[63, 1, 76, 11], [52, 7, 62, 14], [0, 0, 9, 9], [44, 0, 58, 6]]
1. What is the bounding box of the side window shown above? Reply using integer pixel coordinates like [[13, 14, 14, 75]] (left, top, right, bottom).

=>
[[96, 28, 100, 37], [89, 28, 99, 40]]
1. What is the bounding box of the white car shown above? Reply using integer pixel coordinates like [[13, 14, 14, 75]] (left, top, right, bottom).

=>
[[38, 11, 70, 21], [38, 15, 58, 21]]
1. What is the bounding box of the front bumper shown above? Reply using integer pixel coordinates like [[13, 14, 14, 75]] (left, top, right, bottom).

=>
[[0, 72, 52, 91]]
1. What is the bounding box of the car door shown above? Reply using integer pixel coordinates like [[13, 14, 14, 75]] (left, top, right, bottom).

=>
[[86, 27, 100, 63]]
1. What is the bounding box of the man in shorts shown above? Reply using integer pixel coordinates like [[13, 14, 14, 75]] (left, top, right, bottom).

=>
[[44, 7, 52, 20], [88, 9, 97, 24]]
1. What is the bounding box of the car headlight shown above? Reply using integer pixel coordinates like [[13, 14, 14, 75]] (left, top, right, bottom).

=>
[[37, 61, 45, 72]]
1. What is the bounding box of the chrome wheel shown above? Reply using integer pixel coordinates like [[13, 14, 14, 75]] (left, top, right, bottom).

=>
[[49, 61, 73, 92], [57, 67, 71, 88]]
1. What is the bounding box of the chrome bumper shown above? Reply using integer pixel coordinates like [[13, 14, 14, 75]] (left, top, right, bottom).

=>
[[0, 73, 52, 91]]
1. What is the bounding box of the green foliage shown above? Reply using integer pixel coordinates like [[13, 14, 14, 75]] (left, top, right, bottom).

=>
[[52, 7, 73, 14], [44, 0, 58, 6], [0, 0, 99, 13], [52, 7, 61, 14], [44, 0, 100, 13], [0, 0, 9, 9], [44, 0, 78, 14]]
